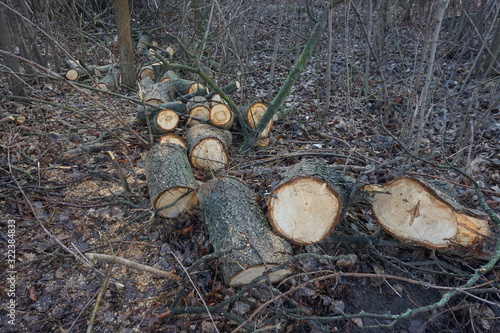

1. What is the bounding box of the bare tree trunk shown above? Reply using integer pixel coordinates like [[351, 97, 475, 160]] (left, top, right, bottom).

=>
[[0, 7, 26, 96], [320, 3, 334, 127], [406, 0, 448, 151], [114, 0, 135, 88], [191, 0, 204, 38], [480, 14, 500, 76]]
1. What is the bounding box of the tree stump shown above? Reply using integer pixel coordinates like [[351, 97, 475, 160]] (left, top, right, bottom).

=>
[[144, 143, 199, 218], [368, 176, 494, 259], [186, 124, 232, 171], [199, 176, 293, 287], [267, 159, 355, 245]]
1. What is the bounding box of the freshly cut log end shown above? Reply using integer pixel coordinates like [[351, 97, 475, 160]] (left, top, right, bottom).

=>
[[199, 177, 293, 287], [155, 186, 198, 219], [158, 134, 187, 149], [269, 177, 341, 245], [149, 109, 180, 134], [186, 96, 210, 127], [210, 103, 234, 129], [245, 102, 273, 146], [267, 159, 354, 245], [139, 66, 154, 80], [186, 124, 232, 171], [144, 143, 199, 219], [229, 264, 292, 287], [370, 177, 494, 259]]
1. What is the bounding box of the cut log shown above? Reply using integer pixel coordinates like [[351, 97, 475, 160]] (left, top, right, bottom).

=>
[[96, 70, 120, 91], [210, 103, 234, 129], [136, 33, 151, 56], [367, 176, 494, 259], [267, 159, 355, 245], [168, 79, 206, 98], [186, 124, 232, 171], [186, 96, 210, 127], [199, 176, 293, 287], [137, 101, 186, 122], [140, 77, 173, 105], [144, 143, 199, 218], [245, 102, 273, 146], [148, 109, 180, 134], [206, 81, 241, 105], [139, 65, 154, 80], [158, 134, 187, 149]]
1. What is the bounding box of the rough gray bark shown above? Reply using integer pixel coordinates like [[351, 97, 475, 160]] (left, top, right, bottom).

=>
[[144, 143, 199, 218], [199, 176, 293, 286]]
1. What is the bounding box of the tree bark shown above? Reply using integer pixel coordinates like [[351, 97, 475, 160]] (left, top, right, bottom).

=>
[[199, 176, 293, 286], [114, 0, 135, 88], [144, 143, 199, 218]]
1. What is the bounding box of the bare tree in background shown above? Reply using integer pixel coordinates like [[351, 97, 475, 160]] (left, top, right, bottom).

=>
[[0, 6, 26, 96], [114, 0, 135, 88]]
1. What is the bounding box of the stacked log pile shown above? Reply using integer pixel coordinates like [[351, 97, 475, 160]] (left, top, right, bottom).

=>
[[71, 39, 494, 286]]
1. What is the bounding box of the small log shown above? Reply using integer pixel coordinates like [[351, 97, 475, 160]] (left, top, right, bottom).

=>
[[177, 88, 209, 103], [186, 124, 232, 171], [160, 70, 182, 82], [144, 143, 199, 218], [158, 134, 187, 149], [210, 103, 234, 129], [367, 176, 494, 259], [206, 81, 241, 104], [136, 33, 151, 56], [96, 70, 120, 91], [65, 66, 100, 81], [245, 102, 273, 146], [139, 65, 154, 80], [199, 176, 293, 287], [267, 159, 355, 245], [148, 109, 180, 134], [137, 101, 186, 122], [140, 77, 173, 105], [186, 96, 210, 127], [169, 79, 206, 98]]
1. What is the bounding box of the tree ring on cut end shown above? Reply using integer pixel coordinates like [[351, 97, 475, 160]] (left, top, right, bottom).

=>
[[155, 186, 198, 218], [268, 177, 340, 245], [228, 264, 293, 287]]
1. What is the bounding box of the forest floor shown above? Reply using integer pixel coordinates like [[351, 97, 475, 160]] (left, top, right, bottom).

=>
[[1, 2, 499, 333]]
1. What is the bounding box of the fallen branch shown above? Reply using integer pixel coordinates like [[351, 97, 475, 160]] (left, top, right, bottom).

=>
[[85, 253, 182, 282]]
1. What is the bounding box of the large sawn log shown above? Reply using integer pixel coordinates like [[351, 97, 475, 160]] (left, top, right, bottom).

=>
[[267, 159, 355, 245], [367, 176, 495, 259], [199, 176, 293, 287], [144, 143, 199, 218]]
